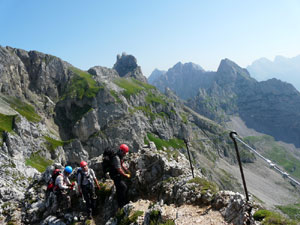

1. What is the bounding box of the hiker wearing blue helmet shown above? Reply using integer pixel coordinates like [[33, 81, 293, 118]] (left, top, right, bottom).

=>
[[54, 166, 74, 217]]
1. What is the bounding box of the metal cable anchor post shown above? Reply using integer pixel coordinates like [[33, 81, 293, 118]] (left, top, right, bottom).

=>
[[184, 139, 194, 178], [229, 131, 249, 202]]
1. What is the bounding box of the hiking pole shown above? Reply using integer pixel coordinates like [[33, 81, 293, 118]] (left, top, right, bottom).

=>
[[184, 139, 194, 178], [229, 131, 249, 202]]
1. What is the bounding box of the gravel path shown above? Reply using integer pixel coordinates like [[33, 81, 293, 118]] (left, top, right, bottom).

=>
[[131, 200, 230, 225]]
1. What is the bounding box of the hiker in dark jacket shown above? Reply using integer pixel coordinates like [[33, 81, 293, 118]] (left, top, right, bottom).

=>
[[77, 161, 101, 218], [108, 144, 131, 208]]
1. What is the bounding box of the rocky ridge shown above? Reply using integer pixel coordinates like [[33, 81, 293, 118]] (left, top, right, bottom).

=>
[[0, 46, 297, 224], [13, 143, 256, 225]]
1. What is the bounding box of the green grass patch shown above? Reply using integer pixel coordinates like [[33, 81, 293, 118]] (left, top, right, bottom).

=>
[[253, 209, 298, 224], [165, 148, 180, 161], [110, 90, 122, 103], [277, 203, 300, 220], [158, 112, 168, 119], [161, 220, 175, 225], [44, 136, 70, 152], [114, 78, 145, 98], [188, 176, 219, 194], [239, 149, 256, 163], [135, 106, 156, 120], [244, 135, 300, 180], [114, 78, 155, 98], [95, 183, 113, 204], [134, 106, 168, 121], [63, 67, 102, 100], [144, 136, 149, 145], [180, 112, 188, 124], [4, 97, 41, 122], [145, 92, 167, 106], [147, 133, 185, 150], [25, 152, 53, 172], [149, 210, 175, 225], [131, 78, 156, 90], [0, 113, 15, 132], [115, 208, 144, 225]]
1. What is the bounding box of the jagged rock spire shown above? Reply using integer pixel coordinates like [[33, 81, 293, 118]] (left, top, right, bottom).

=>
[[113, 53, 147, 83]]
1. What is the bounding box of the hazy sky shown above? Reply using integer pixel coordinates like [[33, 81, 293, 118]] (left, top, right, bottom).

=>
[[1, 0, 300, 77]]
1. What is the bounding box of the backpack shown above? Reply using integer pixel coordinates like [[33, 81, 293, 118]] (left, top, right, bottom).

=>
[[76, 167, 93, 187], [102, 148, 117, 175], [47, 169, 62, 192]]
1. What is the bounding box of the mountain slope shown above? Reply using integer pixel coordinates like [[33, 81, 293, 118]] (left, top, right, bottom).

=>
[[150, 58, 300, 148], [0, 46, 299, 224]]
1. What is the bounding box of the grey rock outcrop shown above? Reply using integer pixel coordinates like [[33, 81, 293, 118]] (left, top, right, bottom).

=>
[[113, 52, 147, 82], [0, 46, 72, 119], [96, 143, 255, 225]]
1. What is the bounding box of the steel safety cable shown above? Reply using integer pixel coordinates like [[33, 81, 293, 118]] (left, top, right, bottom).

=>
[[233, 133, 300, 187]]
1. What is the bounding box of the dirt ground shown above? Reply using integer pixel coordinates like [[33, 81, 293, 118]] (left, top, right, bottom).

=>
[[131, 200, 231, 225]]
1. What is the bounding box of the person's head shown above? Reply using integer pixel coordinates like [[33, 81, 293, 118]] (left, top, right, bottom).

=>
[[118, 144, 129, 158], [80, 160, 88, 172], [64, 166, 73, 176]]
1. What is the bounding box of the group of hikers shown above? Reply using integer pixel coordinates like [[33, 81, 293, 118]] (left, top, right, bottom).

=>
[[47, 144, 131, 219]]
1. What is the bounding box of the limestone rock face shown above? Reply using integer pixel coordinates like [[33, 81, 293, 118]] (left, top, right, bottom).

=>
[[88, 66, 119, 81]]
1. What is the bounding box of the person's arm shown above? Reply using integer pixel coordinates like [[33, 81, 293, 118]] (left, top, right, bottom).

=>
[[56, 175, 69, 190], [65, 177, 71, 186], [121, 160, 130, 174], [91, 169, 101, 190], [77, 172, 82, 194], [117, 168, 129, 177], [113, 157, 130, 178]]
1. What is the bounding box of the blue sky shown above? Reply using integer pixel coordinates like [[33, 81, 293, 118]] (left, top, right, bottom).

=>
[[1, 0, 300, 77]]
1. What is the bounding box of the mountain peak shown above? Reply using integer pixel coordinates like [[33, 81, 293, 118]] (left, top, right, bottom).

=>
[[217, 58, 252, 80], [173, 61, 183, 69], [170, 61, 204, 73], [218, 58, 240, 70], [148, 68, 166, 83]]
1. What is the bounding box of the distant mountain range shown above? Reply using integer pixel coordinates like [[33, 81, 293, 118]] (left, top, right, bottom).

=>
[[148, 62, 214, 100], [247, 55, 300, 91], [148, 59, 300, 148]]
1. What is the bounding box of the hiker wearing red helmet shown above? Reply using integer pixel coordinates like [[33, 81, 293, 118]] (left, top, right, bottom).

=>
[[77, 161, 101, 218], [105, 144, 131, 208]]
